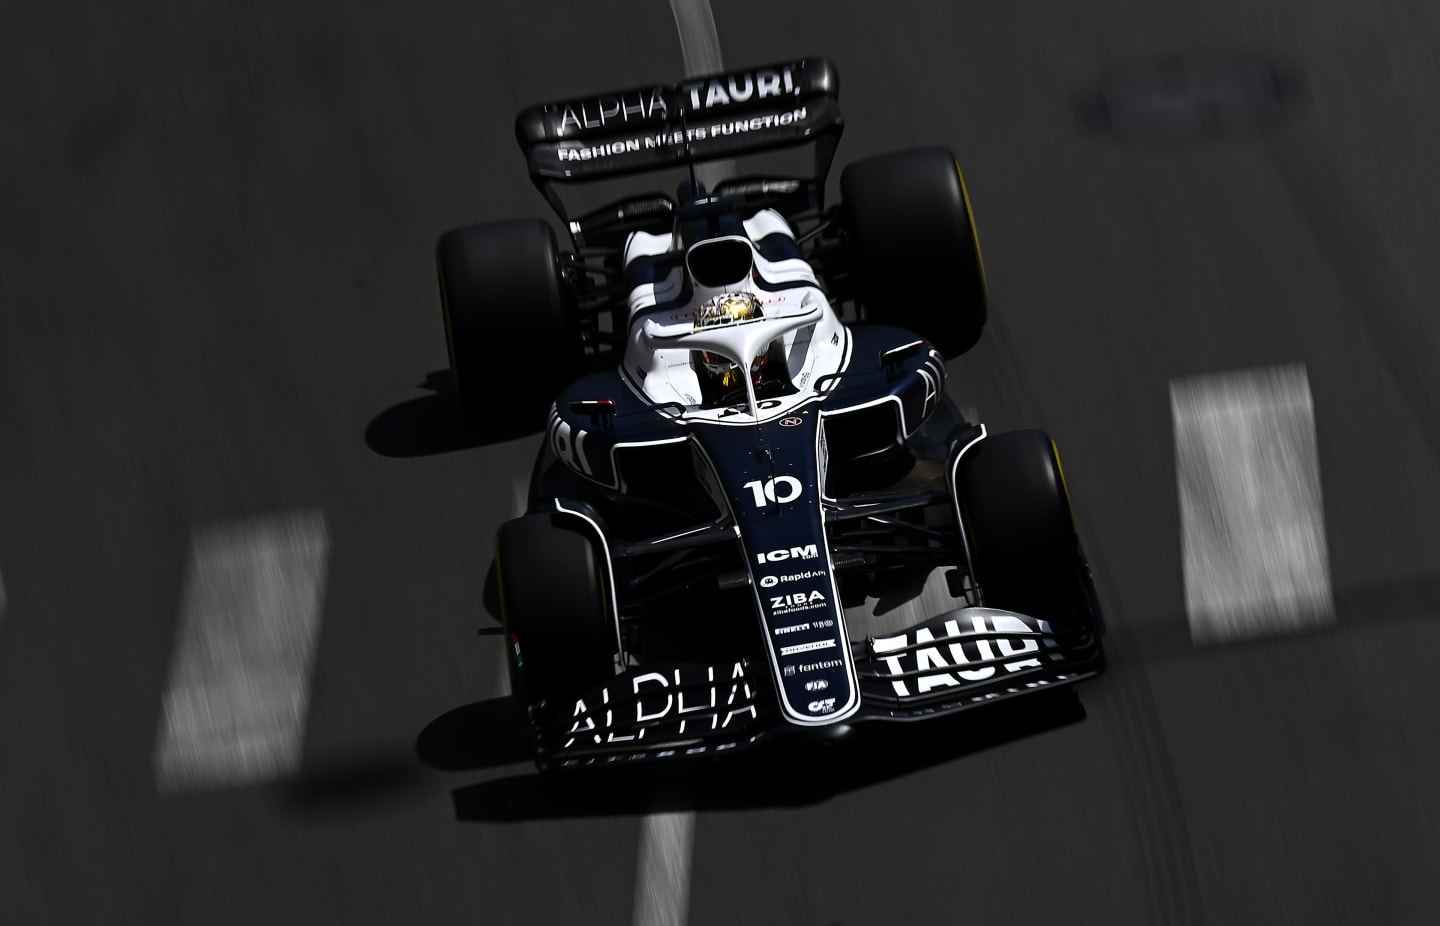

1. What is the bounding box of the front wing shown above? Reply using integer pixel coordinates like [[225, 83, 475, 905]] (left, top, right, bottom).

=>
[[526, 607, 1102, 769]]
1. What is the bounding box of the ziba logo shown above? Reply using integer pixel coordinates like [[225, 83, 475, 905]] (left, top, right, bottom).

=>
[[756, 544, 819, 564], [771, 590, 825, 609]]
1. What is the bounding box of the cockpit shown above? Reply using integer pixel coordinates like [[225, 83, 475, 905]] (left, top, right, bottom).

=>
[[619, 188, 848, 419]]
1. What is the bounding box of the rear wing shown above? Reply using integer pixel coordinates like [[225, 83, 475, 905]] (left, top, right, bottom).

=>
[[514, 57, 844, 221]]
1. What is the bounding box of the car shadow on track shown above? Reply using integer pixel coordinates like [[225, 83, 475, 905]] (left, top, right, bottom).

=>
[[278, 751, 429, 814], [418, 690, 1088, 823], [364, 370, 536, 457], [416, 694, 534, 772]]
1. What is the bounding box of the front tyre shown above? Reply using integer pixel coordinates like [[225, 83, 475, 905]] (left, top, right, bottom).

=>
[[955, 429, 1092, 626], [495, 512, 616, 713], [437, 219, 582, 436], [840, 146, 988, 357]]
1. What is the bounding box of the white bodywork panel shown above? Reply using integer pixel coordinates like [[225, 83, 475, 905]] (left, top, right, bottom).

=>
[[620, 209, 851, 424]]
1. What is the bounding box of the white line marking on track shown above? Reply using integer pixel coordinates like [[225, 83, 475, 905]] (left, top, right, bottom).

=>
[[667, 0, 732, 189], [1171, 364, 1334, 644], [667, 0, 722, 75], [633, 810, 695, 926], [636, 8, 719, 922], [153, 510, 329, 792]]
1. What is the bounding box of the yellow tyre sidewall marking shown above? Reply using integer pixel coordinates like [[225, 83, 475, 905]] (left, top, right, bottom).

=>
[[1051, 438, 1078, 530], [954, 160, 989, 301]]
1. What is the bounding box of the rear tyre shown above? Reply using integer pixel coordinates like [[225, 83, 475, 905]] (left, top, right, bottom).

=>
[[955, 429, 1088, 623], [437, 219, 582, 435], [840, 146, 988, 357], [495, 513, 615, 709]]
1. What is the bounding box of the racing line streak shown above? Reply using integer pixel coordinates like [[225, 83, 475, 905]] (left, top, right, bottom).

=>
[[634, 811, 696, 926], [668, 0, 733, 189], [153, 510, 329, 791], [624, 4, 724, 923], [1171, 364, 1334, 644]]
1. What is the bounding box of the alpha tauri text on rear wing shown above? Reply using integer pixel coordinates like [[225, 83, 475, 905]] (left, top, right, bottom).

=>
[[514, 57, 843, 218]]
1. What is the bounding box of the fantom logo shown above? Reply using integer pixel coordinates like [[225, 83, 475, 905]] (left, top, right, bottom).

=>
[[756, 544, 819, 565]]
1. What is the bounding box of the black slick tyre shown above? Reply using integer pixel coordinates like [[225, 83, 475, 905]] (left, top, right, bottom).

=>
[[840, 146, 988, 357], [495, 512, 615, 709], [955, 429, 1086, 623], [437, 219, 582, 435]]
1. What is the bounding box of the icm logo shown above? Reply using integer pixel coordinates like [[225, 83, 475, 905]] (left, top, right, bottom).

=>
[[807, 698, 837, 714], [756, 544, 819, 565], [804, 679, 829, 692], [759, 575, 779, 588]]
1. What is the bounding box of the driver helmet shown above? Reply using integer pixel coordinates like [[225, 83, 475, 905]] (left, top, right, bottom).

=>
[[694, 291, 770, 389]]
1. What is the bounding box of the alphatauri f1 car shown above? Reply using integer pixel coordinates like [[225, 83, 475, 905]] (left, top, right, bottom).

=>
[[437, 58, 1105, 769]]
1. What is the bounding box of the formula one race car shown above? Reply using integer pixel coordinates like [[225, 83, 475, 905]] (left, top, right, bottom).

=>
[[437, 58, 1105, 769]]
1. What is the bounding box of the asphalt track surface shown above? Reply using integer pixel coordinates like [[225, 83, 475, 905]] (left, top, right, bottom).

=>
[[4, 2, 1440, 923]]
